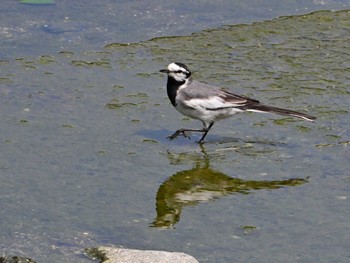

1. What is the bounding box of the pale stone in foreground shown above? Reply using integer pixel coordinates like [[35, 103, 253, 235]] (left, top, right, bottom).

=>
[[94, 246, 199, 263]]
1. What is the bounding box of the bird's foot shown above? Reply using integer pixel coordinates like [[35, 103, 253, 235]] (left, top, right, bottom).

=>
[[167, 129, 191, 140]]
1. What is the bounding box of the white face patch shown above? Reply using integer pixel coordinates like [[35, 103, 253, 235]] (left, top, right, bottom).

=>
[[167, 63, 190, 82], [168, 63, 181, 71], [168, 63, 188, 73]]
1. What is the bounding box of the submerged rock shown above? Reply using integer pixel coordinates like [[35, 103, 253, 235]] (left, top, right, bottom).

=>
[[0, 256, 36, 263]]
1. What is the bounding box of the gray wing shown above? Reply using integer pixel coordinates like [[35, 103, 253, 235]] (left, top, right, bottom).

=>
[[181, 80, 260, 109]]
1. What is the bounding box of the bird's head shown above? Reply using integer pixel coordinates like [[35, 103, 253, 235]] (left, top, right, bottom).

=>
[[160, 62, 192, 82]]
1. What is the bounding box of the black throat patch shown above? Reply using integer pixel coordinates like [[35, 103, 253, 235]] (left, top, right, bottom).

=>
[[166, 76, 184, 106]]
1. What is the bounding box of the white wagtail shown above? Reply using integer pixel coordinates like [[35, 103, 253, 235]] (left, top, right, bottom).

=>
[[160, 62, 316, 144]]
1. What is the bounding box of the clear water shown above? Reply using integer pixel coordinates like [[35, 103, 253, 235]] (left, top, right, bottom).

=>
[[1, 1, 350, 263]]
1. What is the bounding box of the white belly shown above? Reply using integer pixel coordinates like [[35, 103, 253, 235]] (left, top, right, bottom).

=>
[[175, 102, 243, 123]]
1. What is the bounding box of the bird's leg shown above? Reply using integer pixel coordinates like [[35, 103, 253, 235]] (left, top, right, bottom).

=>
[[197, 122, 214, 144]]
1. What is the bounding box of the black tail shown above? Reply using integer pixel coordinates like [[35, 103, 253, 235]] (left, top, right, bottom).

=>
[[247, 104, 316, 121]]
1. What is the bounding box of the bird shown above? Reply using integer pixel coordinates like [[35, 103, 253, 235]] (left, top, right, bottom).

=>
[[160, 62, 316, 144]]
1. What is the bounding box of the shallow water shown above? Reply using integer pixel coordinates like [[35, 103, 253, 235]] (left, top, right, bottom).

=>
[[1, 2, 350, 263]]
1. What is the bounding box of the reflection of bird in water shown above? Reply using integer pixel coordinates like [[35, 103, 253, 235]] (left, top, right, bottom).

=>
[[151, 150, 308, 229]]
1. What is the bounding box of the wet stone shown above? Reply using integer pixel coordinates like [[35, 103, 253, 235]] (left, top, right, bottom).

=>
[[86, 246, 199, 263]]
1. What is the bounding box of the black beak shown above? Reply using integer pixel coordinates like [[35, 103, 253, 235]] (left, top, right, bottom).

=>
[[160, 69, 170, 74]]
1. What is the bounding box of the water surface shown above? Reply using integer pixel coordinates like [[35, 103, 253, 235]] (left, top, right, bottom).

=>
[[0, 3, 350, 263]]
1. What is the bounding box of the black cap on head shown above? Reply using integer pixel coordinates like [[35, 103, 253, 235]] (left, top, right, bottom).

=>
[[174, 62, 190, 73]]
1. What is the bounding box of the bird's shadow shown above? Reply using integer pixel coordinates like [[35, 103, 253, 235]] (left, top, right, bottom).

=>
[[136, 129, 287, 147]]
